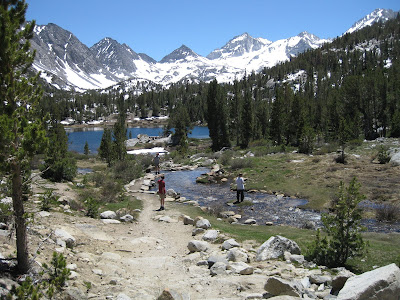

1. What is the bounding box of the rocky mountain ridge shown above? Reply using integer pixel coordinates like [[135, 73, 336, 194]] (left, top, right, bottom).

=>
[[30, 8, 398, 91]]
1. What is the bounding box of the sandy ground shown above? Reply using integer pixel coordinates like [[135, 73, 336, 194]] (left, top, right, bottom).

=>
[[1, 177, 268, 299]]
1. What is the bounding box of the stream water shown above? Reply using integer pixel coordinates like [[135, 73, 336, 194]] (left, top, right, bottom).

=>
[[155, 168, 400, 233]]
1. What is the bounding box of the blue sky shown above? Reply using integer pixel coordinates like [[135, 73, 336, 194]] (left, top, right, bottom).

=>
[[25, 0, 400, 62]]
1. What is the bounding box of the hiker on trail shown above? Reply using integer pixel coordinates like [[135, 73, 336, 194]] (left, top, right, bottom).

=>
[[156, 175, 166, 211], [234, 173, 245, 204], [153, 152, 160, 174]]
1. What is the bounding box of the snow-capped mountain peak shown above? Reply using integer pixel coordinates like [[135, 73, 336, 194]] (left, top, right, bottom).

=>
[[345, 8, 397, 35], [207, 32, 271, 60], [29, 8, 398, 91], [160, 45, 200, 63]]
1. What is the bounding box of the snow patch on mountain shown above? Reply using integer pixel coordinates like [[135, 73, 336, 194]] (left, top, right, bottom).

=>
[[345, 8, 398, 35], [30, 8, 398, 91]]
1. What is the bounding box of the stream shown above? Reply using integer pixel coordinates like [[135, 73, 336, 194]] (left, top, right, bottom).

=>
[[154, 168, 400, 233]]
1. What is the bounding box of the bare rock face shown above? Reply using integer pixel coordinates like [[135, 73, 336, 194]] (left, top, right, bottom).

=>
[[255, 235, 301, 261], [264, 276, 304, 297], [337, 263, 400, 300]]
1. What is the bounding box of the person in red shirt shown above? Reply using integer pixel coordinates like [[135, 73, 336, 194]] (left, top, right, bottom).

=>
[[156, 175, 166, 211]]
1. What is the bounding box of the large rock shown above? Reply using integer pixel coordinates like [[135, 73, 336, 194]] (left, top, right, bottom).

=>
[[195, 218, 211, 229], [222, 238, 240, 250], [337, 263, 400, 300], [390, 151, 400, 166], [264, 276, 304, 297], [210, 261, 227, 276], [54, 229, 76, 248], [202, 230, 219, 242], [228, 262, 254, 275], [187, 240, 209, 253], [226, 248, 249, 263], [256, 235, 301, 261]]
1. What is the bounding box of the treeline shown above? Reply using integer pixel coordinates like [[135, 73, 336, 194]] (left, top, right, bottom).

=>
[[39, 15, 400, 152]]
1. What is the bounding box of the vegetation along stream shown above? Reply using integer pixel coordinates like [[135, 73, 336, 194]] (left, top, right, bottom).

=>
[[155, 168, 400, 233]]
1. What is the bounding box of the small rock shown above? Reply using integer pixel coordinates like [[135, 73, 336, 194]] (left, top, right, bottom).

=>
[[187, 240, 209, 253], [100, 210, 117, 219], [222, 238, 240, 250], [202, 230, 219, 242], [244, 219, 257, 225], [196, 218, 211, 229], [120, 214, 134, 222]]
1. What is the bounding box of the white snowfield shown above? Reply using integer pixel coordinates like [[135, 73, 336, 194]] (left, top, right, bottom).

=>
[[127, 147, 168, 155]]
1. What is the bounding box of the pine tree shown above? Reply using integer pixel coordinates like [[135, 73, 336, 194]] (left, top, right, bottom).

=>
[[240, 79, 253, 148], [99, 127, 113, 166], [113, 112, 127, 161], [206, 80, 230, 151], [0, 0, 47, 273], [84, 141, 89, 155], [42, 123, 77, 182]]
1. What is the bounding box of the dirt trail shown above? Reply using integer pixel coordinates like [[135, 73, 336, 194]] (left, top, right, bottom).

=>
[[0, 176, 268, 299]]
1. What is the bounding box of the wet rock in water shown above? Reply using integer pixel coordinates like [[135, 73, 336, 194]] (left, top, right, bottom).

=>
[[166, 188, 178, 198]]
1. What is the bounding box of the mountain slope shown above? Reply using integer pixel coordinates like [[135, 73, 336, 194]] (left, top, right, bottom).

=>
[[30, 8, 398, 91], [31, 23, 119, 90], [345, 8, 398, 35]]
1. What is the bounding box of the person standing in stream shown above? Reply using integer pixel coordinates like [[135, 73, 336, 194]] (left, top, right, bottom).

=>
[[156, 175, 166, 211], [153, 152, 161, 175], [234, 173, 245, 204]]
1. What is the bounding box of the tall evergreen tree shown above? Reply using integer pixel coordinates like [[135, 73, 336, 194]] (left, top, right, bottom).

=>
[[240, 79, 254, 148], [99, 127, 113, 166], [0, 0, 47, 273], [42, 122, 77, 182], [206, 80, 230, 151], [113, 111, 127, 161]]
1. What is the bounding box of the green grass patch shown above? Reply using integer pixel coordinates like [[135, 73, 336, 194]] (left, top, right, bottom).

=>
[[101, 196, 143, 213], [172, 201, 400, 274]]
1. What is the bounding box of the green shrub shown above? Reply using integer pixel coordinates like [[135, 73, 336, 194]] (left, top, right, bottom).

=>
[[39, 190, 59, 212], [111, 159, 142, 183], [41, 252, 70, 298], [219, 150, 234, 166], [0, 201, 13, 224], [306, 177, 367, 268], [8, 252, 70, 299], [84, 197, 99, 218], [375, 203, 400, 222], [377, 145, 391, 164], [230, 157, 253, 171]]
